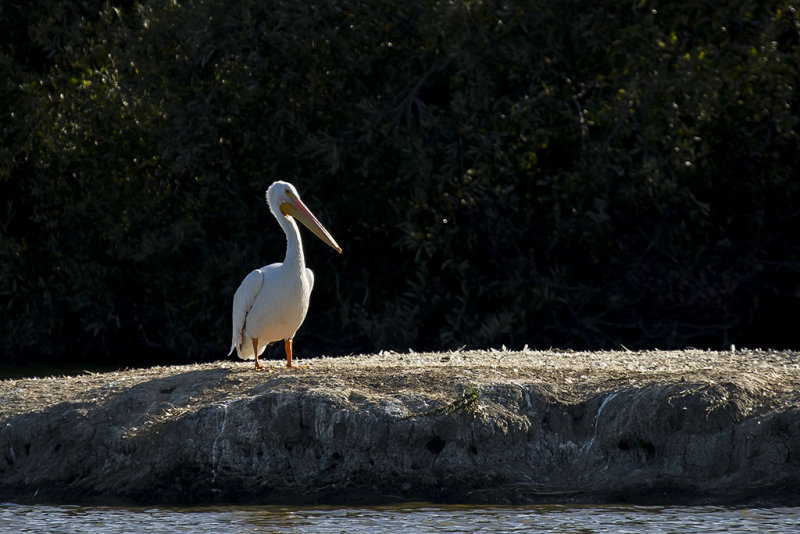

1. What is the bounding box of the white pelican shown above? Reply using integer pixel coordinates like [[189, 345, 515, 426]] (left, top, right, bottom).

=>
[[229, 181, 341, 370]]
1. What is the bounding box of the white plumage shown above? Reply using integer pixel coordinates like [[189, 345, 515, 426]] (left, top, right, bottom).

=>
[[229, 181, 341, 369]]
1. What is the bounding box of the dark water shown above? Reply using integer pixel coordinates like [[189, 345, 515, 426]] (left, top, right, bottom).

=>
[[2, 503, 799, 533]]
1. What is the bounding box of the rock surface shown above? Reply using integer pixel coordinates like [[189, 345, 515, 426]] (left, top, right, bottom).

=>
[[1, 349, 799, 505]]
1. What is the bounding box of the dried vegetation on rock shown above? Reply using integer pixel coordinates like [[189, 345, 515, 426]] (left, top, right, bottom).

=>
[[1, 349, 798, 504]]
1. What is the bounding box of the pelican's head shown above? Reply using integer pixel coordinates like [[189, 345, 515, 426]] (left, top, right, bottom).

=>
[[266, 181, 342, 254]]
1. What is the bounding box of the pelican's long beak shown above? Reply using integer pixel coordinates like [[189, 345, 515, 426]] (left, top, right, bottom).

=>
[[281, 195, 342, 254]]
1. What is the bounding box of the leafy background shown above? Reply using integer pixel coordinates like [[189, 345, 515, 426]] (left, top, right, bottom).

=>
[[1, 0, 798, 365]]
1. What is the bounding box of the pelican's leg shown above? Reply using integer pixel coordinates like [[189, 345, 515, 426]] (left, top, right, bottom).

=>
[[252, 338, 265, 371], [284, 338, 294, 368], [283, 338, 306, 369]]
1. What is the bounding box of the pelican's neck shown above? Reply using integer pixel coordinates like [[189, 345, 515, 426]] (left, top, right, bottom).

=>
[[277, 213, 305, 270]]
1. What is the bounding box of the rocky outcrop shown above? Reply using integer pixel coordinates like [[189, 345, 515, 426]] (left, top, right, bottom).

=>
[[1, 350, 798, 505]]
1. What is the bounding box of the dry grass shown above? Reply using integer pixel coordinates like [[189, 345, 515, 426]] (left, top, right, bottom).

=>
[[1, 349, 798, 424]]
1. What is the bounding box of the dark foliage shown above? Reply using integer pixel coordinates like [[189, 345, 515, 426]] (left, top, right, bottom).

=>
[[1, 0, 799, 363]]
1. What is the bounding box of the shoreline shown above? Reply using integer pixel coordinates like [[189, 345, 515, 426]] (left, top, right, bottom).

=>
[[1, 349, 798, 505]]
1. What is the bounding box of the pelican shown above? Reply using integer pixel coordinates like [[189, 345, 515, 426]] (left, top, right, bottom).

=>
[[229, 181, 341, 370]]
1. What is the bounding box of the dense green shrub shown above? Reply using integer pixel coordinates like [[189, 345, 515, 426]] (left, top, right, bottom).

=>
[[1, 0, 798, 363]]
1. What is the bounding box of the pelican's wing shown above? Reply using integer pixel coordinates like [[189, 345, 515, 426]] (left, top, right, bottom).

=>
[[229, 269, 264, 358]]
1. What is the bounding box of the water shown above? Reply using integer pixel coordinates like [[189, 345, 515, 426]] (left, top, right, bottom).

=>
[[2, 503, 799, 533]]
